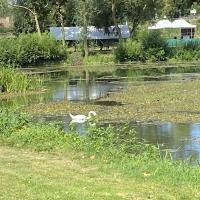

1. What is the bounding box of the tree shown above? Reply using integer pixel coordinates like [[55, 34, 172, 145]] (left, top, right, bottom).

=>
[[49, 0, 75, 48], [0, 0, 11, 17], [92, 0, 123, 37], [12, 0, 50, 36], [122, 0, 160, 35], [160, 0, 195, 18], [111, 0, 122, 39], [74, 0, 95, 57], [91, 0, 112, 31]]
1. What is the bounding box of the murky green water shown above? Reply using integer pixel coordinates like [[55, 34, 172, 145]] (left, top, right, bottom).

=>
[[2, 64, 200, 162]]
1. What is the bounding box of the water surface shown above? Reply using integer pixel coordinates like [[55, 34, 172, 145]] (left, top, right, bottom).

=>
[[2, 64, 200, 162]]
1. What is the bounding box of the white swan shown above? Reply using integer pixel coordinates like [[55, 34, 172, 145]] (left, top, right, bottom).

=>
[[69, 111, 97, 123]]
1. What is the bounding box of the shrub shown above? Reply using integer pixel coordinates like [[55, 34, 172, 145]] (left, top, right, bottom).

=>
[[0, 33, 67, 66], [140, 30, 171, 61], [115, 39, 142, 62], [115, 30, 172, 62], [172, 42, 200, 61]]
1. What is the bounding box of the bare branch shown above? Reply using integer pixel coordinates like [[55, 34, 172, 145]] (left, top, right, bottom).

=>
[[9, 4, 35, 15]]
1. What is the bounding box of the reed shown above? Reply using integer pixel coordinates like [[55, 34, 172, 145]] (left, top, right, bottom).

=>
[[0, 67, 43, 93]]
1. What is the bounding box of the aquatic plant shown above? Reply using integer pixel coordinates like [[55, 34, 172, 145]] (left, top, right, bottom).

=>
[[0, 67, 43, 93], [26, 78, 200, 123]]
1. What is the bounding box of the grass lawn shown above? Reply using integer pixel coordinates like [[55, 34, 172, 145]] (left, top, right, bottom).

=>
[[0, 146, 200, 200]]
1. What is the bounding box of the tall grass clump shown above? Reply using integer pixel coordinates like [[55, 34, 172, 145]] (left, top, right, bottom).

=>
[[0, 108, 69, 151], [69, 124, 159, 161], [0, 108, 30, 137], [0, 67, 43, 92], [0, 33, 67, 66], [83, 53, 115, 65]]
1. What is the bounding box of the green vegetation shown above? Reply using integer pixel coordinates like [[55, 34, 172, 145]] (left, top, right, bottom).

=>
[[0, 108, 200, 199], [115, 30, 200, 63], [115, 30, 172, 62], [0, 33, 67, 66], [27, 79, 200, 123], [0, 67, 43, 93], [83, 53, 115, 65], [172, 42, 200, 61]]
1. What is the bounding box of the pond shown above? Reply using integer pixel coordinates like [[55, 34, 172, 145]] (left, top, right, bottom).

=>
[[33, 114, 200, 163], [2, 64, 200, 162]]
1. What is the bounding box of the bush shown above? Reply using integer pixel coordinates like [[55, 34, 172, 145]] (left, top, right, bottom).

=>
[[172, 42, 200, 61], [0, 33, 67, 66], [115, 39, 142, 62], [115, 30, 171, 62]]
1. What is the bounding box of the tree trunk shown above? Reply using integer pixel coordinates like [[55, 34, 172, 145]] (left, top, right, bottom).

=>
[[60, 12, 65, 48], [83, 25, 88, 57], [11, 4, 42, 38], [34, 12, 41, 38], [111, 0, 121, 40], [83, 1, 88, 58]]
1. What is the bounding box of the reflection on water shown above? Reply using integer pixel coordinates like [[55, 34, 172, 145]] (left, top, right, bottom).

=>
[[134, 122, 200, 163], [35, 115, 87, 135], [33, 113, 200, 163], [0, 80, 123, 107], [2, 65, 200, 163], [2, 65, 200, 107]]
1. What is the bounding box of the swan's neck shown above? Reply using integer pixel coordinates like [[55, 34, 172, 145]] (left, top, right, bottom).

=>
[[69, 113, 74, 119], [88, 113, 92, 119], [88, 112, 95, 119]]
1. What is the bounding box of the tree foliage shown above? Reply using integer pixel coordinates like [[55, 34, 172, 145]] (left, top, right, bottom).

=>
[[8, 0, 196, 36]]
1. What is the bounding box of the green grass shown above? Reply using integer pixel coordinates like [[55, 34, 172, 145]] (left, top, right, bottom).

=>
[[0, 108, 200, 199], [0, 146, 200, 200]]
